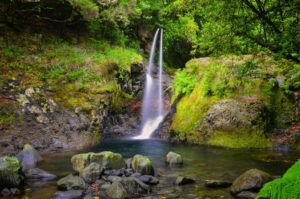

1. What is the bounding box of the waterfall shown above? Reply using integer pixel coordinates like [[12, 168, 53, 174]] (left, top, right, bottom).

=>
[[133, 28, 165, 140]]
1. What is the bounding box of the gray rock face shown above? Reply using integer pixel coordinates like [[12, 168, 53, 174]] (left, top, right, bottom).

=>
[[197, 99, 270, 145], [54, 190, 83, 199], [24, 168, 56, 181], [230, 169, 273, 194], [106, 181, 129, 199], [16, 144, 43, 171], [175, 176, 195, 186], [82, 163, 103, 183], [236, 191, 258, 199], [57, 174, 87, 191], [165, 151, 183, 166], [0, 156, 23, 189]]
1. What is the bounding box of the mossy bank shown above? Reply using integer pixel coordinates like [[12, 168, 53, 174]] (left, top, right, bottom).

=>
[[171, 55, 300, 149]]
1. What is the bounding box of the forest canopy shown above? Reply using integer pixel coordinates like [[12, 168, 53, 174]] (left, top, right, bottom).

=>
[[0, 0, 299, 66]]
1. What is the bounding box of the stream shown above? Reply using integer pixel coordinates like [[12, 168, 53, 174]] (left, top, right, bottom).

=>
[[22, 139, 299, 199]]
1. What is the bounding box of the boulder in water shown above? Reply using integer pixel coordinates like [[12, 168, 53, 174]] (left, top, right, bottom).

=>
[[0, 156, 23, 189], [71, 151, 125, 174], [82, 163, 103, 184], [230, 169, 273, 194], [138, 175, 159, 185], [175, 176, 195, 185], [57, 174, 87, 191], [131, 155, 154, 175], [106, 181, 129, 199], [16, 144, 43, 171], [24, 168, 56, 181], [54, 190, 83, 199], [165, 151, 183, 166]]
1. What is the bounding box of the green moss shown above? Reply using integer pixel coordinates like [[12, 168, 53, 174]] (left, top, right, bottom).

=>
[[0, 156, 21, 173], [131, 155, 154, 175], [257, 160, 300, 199], [171, 83, 219, 140], [67, 0, 99, 20], [208, 130, 272, 148]]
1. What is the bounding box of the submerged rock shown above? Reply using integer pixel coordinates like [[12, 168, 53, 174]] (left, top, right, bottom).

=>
[[54, 190, 83, 199], [24, 168, 56, 181], [106, 181, 128, 199], [82, 163, 103, 183], [0, 156, 23, 189], [138, 175, 159, 185], [236, 191, 258, 199], [205, 180, 232, 188], [165, 151, 183, 166], [131, 155, 154, 175], [230, 169, 273, 194], [175, 176, 195, 185], [71, 151, 125, 174], [57, 174, 87, 191], [16, 144, 43, 171]]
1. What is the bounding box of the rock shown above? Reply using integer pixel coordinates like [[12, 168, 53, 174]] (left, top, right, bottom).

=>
[[175, 176, 195, 185], [100, 183, 111, 191], [131, 155, 154, 175], [54, 190, 83, 199], [121, 177, 139, 196], [107, 175, 122, 183], [1, 188, 11, 196], [166, 151, 183, 166], [230, 169, 273, 194], [205, 180, 232, 188], [134, 177, 150, 192], [57, 174, 87, 191], [16, 144, 43, 170], [0, 156, 23, 189], [10, 188, 21, 195], [82, 163, 103, 183], [24, 168, 56, 181], [236, 191, 257, 199], [138, 175, 159, 185], [71, 151, 125, 175], [106, 181, 129, 199], [125, 158, 132, 169]]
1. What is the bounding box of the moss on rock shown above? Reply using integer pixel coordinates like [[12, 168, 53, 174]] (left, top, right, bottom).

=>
[[131, 155, 154, 175], [171, 55, 298, 149]]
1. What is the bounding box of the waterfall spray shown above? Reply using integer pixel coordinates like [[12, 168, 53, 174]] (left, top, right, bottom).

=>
[[133, 28, 165, 140]]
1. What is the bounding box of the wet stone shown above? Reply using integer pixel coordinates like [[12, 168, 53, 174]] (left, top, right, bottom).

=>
[[205, 180, 232, 188]]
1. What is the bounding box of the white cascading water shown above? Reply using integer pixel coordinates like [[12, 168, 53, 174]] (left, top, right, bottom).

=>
[[133, 28, 165, 140]]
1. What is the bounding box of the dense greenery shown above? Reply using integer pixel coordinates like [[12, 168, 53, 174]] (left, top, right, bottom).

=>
[[257, 160, 300, 199], [1, 0, 299, 66]]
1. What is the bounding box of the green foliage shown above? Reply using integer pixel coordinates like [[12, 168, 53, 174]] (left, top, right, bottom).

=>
[[257, 160, 300, 199], [172, 69, 195, 101], [2, 45, 23, 62], [67, 0, 99, 20]]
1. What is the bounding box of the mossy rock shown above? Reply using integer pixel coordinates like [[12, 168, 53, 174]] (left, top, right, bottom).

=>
[[165, 151, 183, 166], [131, 155, 154, 175], [257, 160, 300, 199], [57, 174, 87, 191], [0, 156, 23, 189], [71, 151, 125, 174]]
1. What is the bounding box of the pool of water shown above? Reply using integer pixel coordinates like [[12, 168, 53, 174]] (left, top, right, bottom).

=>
[[24, 139, 299, 199]]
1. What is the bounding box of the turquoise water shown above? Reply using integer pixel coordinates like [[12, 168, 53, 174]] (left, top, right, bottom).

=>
[[24, 139, 299, 199]]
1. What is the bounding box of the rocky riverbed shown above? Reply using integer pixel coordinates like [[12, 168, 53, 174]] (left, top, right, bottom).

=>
[[1, 139, 299, 199]]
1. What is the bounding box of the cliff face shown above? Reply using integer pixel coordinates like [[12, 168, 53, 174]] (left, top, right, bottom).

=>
[[170, 56, 300, 149], [0, 32, 145, 154]]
